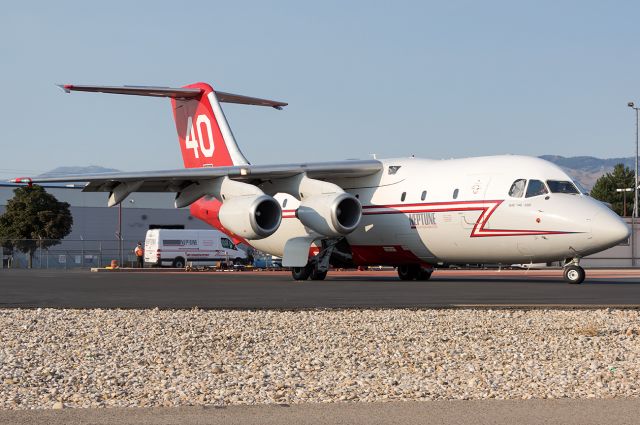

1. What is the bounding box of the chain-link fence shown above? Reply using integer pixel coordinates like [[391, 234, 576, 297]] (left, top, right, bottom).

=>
[[1, 239, 143, 269]]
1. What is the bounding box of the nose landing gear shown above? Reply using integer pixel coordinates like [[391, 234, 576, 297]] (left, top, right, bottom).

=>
[[563, 259, 585, 284]]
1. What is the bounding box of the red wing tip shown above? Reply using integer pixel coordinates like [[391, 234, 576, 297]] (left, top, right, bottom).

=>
[[56, 84, 73, 93]]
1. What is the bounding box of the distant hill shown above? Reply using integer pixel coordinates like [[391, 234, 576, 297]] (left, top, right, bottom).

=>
[[539, 155, 634, 191], [38, 166, 120, 178]]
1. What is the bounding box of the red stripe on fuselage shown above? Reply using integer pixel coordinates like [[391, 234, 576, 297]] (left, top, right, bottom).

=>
[[358, 200, 575, 238], [361, 199, 503, 209]]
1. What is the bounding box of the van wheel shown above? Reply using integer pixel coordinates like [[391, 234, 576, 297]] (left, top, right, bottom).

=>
[[173, 257, 186, 268], [234, 257, 244, 266]]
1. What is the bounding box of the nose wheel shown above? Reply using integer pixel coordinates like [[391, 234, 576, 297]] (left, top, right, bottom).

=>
[[563, 265, 585, 284]]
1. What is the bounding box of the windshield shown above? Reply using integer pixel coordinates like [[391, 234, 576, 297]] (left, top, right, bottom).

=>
[[574, 180, 589, 196], [546, 180, 579, 194], [508, 179, 526, 198], [221, 238, 236, 250], [525, 180, 548, 198]]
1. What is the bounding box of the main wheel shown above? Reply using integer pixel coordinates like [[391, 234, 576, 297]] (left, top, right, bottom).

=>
[[310, 269, 328, 280], [417, 268, 433, 281], [563, 265, 585, 284], [291, 265, 312, 281], [397, 265, 420, 281]]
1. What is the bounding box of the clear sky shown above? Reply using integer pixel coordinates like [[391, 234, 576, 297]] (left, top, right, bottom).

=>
[[1, 0, 640, 178]]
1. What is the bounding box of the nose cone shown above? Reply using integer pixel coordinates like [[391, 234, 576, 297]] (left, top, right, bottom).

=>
[[591, 210, 631, 251]]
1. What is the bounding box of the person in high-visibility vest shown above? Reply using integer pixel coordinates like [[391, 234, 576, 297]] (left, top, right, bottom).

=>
[[134, 242, 144, 268]]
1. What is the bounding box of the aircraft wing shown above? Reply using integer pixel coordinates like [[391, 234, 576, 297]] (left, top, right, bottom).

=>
[[12, 159, 383, 196]]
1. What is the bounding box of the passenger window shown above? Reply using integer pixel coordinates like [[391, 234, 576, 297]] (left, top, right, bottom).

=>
[[421, 190, 427, 201], [401, 192, 406, 202], [453, 189, 459, 199], [546, 180, 579, 194], [221, 238, 233, 249], [525, 180, 548, 198], [509, 179, 526, 198], [282, 198, 288, 208]]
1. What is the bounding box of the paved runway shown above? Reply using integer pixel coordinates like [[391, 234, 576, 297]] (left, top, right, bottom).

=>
[[1, 268, 640, 309]]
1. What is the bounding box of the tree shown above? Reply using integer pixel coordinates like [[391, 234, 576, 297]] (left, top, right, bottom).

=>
[[0, 185, 73, 268], [590, 164, 635, 217]]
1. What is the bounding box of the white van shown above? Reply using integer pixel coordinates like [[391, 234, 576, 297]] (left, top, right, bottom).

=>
[[144, 229, 247, 268]]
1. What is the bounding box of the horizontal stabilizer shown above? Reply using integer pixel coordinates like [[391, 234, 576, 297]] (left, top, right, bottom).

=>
[[57, 84, 288, 108]]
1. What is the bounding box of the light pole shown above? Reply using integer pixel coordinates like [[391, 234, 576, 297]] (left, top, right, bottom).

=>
[[627, 101, 639, 266], [616, 187, 633, 217], [629, 102, 639, 218]]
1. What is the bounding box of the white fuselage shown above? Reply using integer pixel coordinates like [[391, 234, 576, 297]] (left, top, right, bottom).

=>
[[250, 155, 630, 266]]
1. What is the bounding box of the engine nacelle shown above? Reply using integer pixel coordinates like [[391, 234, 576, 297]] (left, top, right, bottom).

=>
[[219, 195, 282, 239], [297, 192, 362, 236]]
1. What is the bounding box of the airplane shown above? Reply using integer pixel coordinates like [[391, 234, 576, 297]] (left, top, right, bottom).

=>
[[12, 82, 631, 284]]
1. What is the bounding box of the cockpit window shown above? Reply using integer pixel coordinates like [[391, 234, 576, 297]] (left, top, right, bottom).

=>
[[508, 179, 526, 198], [546, 180, 579, 194], [574, 181, 589, 196], [525, 180, 548, 198]]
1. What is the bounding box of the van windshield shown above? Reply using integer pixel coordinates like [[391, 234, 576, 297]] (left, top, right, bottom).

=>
[[221, 238, 236, 250], [546, 180, 579, 194]]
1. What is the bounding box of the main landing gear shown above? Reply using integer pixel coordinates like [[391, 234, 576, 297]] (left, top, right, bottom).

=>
[[291, 264, 327, 281], [291, 264, 313, 281], [563, 259, 585, 284], [291, 239, 341, 281], [397, 265, 433, 281]]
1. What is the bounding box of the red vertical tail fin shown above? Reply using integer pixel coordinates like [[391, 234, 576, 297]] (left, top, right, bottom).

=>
[[171, 83, 248, 168]]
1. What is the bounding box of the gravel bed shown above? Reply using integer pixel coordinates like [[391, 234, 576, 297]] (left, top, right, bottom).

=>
[[0, 308, 639, 409]]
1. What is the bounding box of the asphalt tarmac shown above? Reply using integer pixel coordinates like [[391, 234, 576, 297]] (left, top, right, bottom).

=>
[[1, 268, 639, 309]]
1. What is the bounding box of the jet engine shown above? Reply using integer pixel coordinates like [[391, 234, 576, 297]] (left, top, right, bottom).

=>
[[218, 194, 282, 240], [296, 192, 362, 237]]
